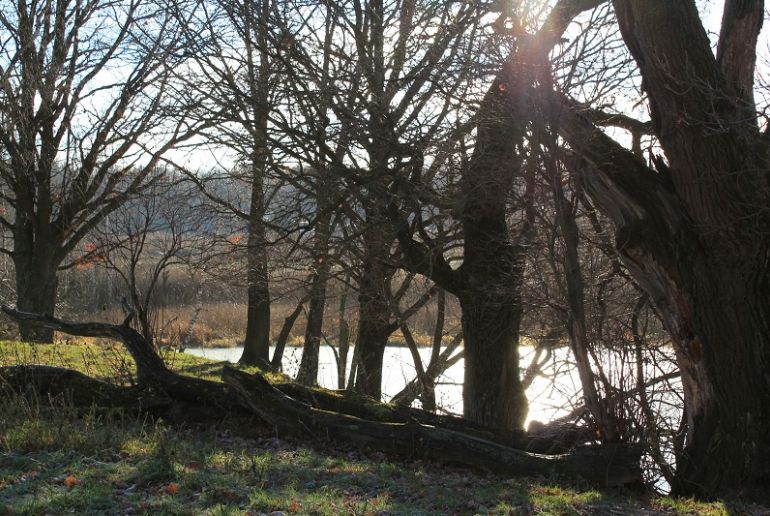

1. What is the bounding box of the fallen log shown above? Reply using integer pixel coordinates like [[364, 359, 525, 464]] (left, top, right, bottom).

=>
[[275, 381, 588, 453], [0, 364, 144, 407], [224, 367, 642, 487], [1, 306, 240, 412], [1, 306, 642, 487]]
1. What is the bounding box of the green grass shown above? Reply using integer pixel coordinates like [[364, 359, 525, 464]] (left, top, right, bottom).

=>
[[0, 340, 760, 515], [0, 339, 213, 380], [1, 397, 728, 516]]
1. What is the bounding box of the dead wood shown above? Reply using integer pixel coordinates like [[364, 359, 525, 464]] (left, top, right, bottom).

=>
[[2, 305, 642, 486], [225, 367, 642, 487]]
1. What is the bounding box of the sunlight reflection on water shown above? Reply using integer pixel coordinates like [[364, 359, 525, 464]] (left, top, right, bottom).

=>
[[184, 344, 638, 427]]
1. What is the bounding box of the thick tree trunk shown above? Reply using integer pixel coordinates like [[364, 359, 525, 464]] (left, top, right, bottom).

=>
[[558, 100, 770, 498], [390, 0, 601, 435], [459, 286, 527, 432], [240, 14, 273, 367], [14, 249, 59, 343], [660, 259, 770, 499], [240, 255, 271, 367], [459, 91, 530, 430], [353, 237, 395, 398], [549, 1, 770, 499]]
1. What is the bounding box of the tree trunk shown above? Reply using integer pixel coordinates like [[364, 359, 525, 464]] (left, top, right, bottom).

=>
[[295, 271, 329, 385], [658, 258, 770, 499], [390, 0, 598, 435], [14, 248, 58, 343], [224, 367, 642, 487], [270, 298, 305, 371], [239, 3, 272, 368], [353, 237, 395, 398], [337, 304, 351, 390], [239, 159, 270, 367], [296, 177, 333, 385], [458, 88, 530, 429], [545, 1, 770, 499], [240, 250, 271, 367], [459, 285, 527, 432]]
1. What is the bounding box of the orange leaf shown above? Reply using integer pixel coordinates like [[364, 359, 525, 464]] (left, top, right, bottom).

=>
[[165, 483, 179, 495], [63, 475, 78, 489], [289, 499, 301, 513]]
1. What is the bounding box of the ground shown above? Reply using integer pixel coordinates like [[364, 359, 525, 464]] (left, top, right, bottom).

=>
[[0, 340, 765, 515]]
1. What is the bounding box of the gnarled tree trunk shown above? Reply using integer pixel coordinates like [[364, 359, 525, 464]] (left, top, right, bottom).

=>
[[546, 0, 770, 499]]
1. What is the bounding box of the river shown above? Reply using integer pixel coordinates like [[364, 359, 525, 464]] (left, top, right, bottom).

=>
[[185, 344, 604, 427]]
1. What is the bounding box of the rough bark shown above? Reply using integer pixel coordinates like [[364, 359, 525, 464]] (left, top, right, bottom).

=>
[[224, 367, 641, 487], [14, 250, 59, 342], [239, 169, 271, 368], [547, 0, 770, 498], [296, 176, 333, 385], [353, 227, 396, 398], [239, 0, 273, 368]]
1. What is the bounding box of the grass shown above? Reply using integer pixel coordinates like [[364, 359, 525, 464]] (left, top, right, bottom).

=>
[[0, 341, 763, 515], [0, 339, 216, 382]]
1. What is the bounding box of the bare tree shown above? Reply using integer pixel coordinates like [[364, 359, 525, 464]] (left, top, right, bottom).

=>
[[0, 0, 203, 341], [543, 0, 770, 499], [170, 0, 285, 366], [394, 0, 605, 431], [92, 174, 205, 347]]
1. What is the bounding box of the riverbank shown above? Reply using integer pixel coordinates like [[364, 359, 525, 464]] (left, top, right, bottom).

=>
[[0, 340, 765, 514]]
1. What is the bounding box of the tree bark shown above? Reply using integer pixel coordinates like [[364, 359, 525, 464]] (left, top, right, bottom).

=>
[[239, 152, 270, 367], [296, 174, 333, 385], [352, 216, 396, 398], [455, 61, 531, 429], [459, 287, 527, 432], [546, 0, 770, 494], [391, 0, 603, 432], [240, 248, 271, 367], [239, 0, 273, 368], [224, 367, 642, 487], [14, 250, 59, 342]]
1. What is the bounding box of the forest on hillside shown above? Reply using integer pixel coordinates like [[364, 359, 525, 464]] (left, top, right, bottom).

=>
[[1, 0, 769, 502]]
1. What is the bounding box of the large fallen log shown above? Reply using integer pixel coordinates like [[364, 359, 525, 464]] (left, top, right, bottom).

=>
[[275, 381, 591, 454], [0, 364, 143, 407], [224, 367, 642, 487], [1, 306, 641, 486]]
